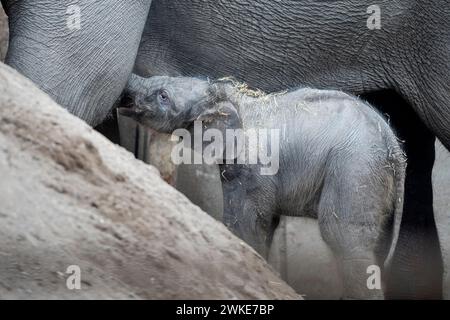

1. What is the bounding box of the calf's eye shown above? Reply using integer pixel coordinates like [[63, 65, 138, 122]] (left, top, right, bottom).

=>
[[158, 89, 170, 103]]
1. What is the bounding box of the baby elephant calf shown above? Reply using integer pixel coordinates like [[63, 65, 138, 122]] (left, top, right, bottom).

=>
[[121, 74, 406, 299]]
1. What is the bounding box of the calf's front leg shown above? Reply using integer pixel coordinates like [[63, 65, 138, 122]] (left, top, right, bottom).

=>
[[221, 170, 278, 259]]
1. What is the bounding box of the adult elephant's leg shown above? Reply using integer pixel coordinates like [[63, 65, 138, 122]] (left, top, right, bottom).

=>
[[385, 3, 449, 296], [3, 0, 152, 126], [363, 91, 443, 299], [432, 142, 450, 299], [388, 127, 442, 299], [393, 36, 450, 296]]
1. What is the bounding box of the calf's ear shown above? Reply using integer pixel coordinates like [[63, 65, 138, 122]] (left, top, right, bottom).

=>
[[196, 101, 243, 161]]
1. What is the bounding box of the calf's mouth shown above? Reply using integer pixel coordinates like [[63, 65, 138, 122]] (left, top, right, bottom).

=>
[[116, 91, 147, 119]]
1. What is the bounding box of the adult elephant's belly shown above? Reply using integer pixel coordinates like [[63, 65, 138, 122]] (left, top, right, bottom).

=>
[[135, 0, 397, 95]]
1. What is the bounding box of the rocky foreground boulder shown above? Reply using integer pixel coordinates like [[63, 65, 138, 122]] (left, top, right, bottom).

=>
[[0, 62, 299, 299]]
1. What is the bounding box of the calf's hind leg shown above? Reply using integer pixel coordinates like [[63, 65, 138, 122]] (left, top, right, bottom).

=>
[[318, 165, 395, 299]]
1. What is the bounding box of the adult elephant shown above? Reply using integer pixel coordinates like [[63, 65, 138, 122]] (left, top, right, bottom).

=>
[[2, 0, 449, 299]]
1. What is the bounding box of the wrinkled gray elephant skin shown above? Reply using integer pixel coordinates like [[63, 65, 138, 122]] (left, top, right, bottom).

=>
[[2, 0, 152, 125], [122, 75, 406, 299], [3, 0, 449, 299]]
